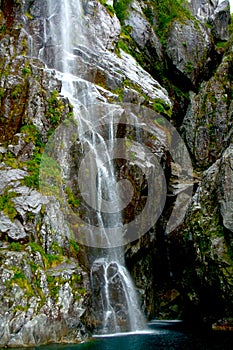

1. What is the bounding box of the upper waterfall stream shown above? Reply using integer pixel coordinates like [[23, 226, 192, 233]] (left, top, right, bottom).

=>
[[40, 0, 146, 334]]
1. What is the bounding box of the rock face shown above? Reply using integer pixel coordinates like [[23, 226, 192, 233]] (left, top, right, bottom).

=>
[[0, 0, 233, 346], [182, 38, 233, 168], [165, 18, 213, 88], [0, 249, 89, 347]]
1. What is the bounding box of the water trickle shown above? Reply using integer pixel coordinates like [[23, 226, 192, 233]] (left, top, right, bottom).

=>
[[41, 0, 146, 334]]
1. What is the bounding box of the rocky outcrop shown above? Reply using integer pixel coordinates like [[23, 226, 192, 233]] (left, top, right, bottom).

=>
[[188, 0, 230, 40], [182, 39, 233, 168], [217, 145, 233, 232], [209, 0, 231, 40], [165, 18, 214, 88], [173, 145, 233, 325], [0, 248, 89, 347]]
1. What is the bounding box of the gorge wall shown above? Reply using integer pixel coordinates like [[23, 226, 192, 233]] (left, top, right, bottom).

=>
[[0, 0, 233, 346]]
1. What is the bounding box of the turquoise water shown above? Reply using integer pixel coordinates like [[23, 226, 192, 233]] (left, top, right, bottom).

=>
[[5, 320, 233, 350]]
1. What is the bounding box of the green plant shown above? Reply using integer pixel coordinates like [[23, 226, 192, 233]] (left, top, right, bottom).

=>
[[51, 241, 63, 255], [22, 65, 32, 76], [100, 0, 115, 16], [46, 90, 64, 127], [152, 99, 172, 118], [19, 125, 45, 188], [113, 0, 132, 24], [153, 0, 191, 44], [143, 6, 154, 25], [9, 242, 23, 251], [117, 39, 131, 54], [0, 87, 5, 99], [24, 12, 33, 20], [39, 153, 63, 197], [185, 61, 194, 74], [0, 190, 18, 220], [10, 84, 23, 99], [10, 268, 34, 297], [0, 24, 6, 35], [28, 242, 45, 255], [215, 41, 228, 50], [65, 186, 80, 208], [28, 242, 64, 268], [69, 239, 79, 255]]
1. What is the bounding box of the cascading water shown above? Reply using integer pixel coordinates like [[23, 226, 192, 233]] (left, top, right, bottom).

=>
[[40, 0, 146, 334]]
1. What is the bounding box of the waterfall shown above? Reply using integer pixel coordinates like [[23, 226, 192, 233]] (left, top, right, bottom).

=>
[[40, 0, 146, 334]]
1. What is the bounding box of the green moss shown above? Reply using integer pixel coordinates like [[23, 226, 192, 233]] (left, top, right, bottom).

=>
[[4, 151, 22, 169], [65, 186, 80, 209], [9, 268, 34, 297], [24, 12, 33, 20], [39, 153, 63, 197], [47, 276, 60, 299], [46, 90, 64, 127], [99, 0, 115, 17], [69, 239, 79, 256], [28, 241, 45, 255], [51, 241, 63, 255], [113, 0, 132, 24], [28, 242, 64, 268], [9, 242, 23, 251], [215, 41, 228, 50], [17, 126, 43, 188], [0, 87, 5, 99], [13, 305, 29, 313], [185, 61, 194, 74], [45, 253, 63, 268], [152, 99, 172, 118], [10, 84, 23, 99], [22, 65, 32, 76], [117, 39, 131, 54], [77, 287, 86, 295], [0, 23, 7, 35], [153, 0, 191, 45], [0, 190, 18, 220], [143, 6, 154, 25]]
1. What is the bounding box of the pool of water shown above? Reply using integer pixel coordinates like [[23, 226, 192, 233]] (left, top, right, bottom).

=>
[[4, 321, 233, 350]]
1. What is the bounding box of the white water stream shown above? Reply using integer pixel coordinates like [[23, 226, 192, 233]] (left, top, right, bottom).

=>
[[40, 0, 146, 334]]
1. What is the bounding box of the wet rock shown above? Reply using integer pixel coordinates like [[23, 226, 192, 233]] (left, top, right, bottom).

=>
[[0, 249, 89, 347], [182, 48, 233, 167], [0, 169, 28, 193], [125, 0, 162, 60], [217, 145, 233, 232], [0, 213, 27, 241], [166, 18, 213, 88], [209, 0, 230, 41], [189, 0, 219, 21]]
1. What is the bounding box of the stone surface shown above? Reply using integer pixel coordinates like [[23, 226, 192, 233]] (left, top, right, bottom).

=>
[[182, 45, 233, 168], [217, 145, 233, 232], [125, 0, 162, 59], [165, 18, 213, 88], [0, 250, 89, 347], [209, 0, 230, 41]]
